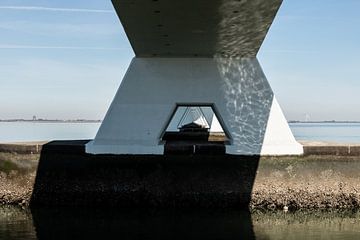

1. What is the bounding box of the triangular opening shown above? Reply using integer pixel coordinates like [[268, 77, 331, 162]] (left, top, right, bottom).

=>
[[162, 105, 230, 143], [178, 106, 210, 130]]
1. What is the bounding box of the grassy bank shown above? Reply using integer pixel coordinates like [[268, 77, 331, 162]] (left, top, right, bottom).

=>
[[0, 152, 38, 206]]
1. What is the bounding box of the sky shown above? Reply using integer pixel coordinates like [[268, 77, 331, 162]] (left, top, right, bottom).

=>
[[0, 0, 359, 121]]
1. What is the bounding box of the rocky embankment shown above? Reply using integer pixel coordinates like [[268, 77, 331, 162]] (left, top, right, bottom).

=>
[[251, 182, 360, 210], [0, 151, 38, 207], [251, 155, 360, 210]]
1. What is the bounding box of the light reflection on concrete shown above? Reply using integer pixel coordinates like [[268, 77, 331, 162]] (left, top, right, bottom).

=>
[[216, 0, 282, 57], [216, 57, 273, 154]]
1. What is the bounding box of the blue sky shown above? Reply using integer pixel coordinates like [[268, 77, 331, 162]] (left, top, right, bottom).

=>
[[0, 0, 359, 121]]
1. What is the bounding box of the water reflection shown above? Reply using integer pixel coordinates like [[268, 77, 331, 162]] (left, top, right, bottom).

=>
[[2, 206, 360, 240], [253, 210, 360, 240], [0, 206, 36, 240], [31, 207, 255, 240]]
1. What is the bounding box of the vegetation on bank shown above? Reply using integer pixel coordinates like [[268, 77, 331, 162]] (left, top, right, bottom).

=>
[[0, 153, 39, 175], [1, 149, 360, 209]]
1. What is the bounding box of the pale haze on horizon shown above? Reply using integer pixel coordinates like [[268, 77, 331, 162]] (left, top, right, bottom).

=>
[[0, 0, 359, 121]]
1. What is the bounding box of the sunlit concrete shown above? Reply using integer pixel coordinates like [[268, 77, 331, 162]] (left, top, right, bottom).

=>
[[86, 0, 303, 155]]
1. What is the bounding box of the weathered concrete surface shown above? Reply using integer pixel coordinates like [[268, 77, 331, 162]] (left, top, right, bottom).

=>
[[1, 141, 360, 209]]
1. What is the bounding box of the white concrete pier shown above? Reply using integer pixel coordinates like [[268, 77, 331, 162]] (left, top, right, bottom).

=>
[[86, 0, 303, 155]]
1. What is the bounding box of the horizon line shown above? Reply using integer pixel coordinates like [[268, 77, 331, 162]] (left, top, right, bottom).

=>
[[1, 119, 360, 123]]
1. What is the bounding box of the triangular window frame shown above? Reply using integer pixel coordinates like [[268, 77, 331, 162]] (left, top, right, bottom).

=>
[[160, 103, 231, 144]]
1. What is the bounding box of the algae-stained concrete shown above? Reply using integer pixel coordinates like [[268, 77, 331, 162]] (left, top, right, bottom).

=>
[[1, 141, 360, 209]]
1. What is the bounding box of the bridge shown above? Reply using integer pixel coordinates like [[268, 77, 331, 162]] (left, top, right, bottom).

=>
[[86, 0, 303, 155]]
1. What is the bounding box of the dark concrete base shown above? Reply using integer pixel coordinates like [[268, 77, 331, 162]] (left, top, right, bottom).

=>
[[164, 141, 226, 155], [30, 141, 259, 208]]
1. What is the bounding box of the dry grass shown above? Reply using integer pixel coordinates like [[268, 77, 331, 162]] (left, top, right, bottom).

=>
[[0, 153, 39, 175]]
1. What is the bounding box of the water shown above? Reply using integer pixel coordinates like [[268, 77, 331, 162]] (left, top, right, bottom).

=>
[[1, 122, 360, 143], [290, 122, 360, 143], [1, 206, 360, 240], [0, 122, 100, 143]]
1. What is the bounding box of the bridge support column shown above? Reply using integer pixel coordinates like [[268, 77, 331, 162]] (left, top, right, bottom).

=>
[[86, 57, 303, 155]]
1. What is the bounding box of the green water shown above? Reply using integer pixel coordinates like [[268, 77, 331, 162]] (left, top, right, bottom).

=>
[[1, 206, 360, 239]]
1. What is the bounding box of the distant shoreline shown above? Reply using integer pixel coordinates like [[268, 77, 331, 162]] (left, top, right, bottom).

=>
[[0, 119, 101, 123], [289, 121, 360, 123], [0, 120, 359, 124]]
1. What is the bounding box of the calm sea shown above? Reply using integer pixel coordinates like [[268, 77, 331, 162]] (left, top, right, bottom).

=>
[[289, 122, 360, 143], [0, 122, 360, 143], [0, 122, 101, 143]]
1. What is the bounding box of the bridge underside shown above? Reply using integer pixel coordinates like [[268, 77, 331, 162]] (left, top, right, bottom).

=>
[[112, 0, 282, 57], [86, 0, 303, 155]]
